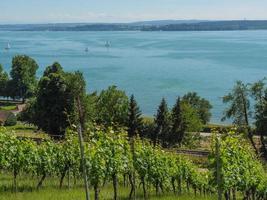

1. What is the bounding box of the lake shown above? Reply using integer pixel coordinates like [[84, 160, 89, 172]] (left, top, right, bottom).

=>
[[0, 30, 267, 123]]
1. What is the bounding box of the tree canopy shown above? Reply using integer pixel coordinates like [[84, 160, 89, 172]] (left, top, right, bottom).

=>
[[222, 81, 257, 153], [9, 55, 38, 102], [127, 94, 143, 138], [96, 85, 129, 127], [181, 92, 212, 124], [21, 62, 86, 137], [154, 98, 171, 147], [0, 64, 9, 98]]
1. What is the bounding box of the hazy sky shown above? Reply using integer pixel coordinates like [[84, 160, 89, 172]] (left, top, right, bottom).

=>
[[1, 0, 267, 24]]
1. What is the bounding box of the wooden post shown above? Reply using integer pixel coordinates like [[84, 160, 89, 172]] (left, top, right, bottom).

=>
[[130, 138, 136, 200], [216, 135, 222, 200], [77, 96, 90, 200]]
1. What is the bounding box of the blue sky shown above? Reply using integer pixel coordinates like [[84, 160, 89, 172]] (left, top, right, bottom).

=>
[[1, 0, 267, 24]]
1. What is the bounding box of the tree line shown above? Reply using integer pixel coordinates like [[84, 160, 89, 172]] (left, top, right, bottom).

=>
[[0, 55, 212, 148], [0, 55, 267, 200], [0, 55, 38, 103], [0, 55, 266, 155]]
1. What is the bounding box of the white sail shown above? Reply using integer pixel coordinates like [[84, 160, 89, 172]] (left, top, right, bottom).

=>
[[105, 41, 111, 48], [5, 43, 11, 50]]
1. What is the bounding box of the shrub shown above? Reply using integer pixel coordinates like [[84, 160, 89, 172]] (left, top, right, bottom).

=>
[[5, 113, 17, 126]]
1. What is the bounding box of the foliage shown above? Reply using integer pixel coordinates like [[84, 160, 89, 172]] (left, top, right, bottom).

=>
[[154, 98, 171, 147], [4, 112, 17, 126], [0, 127, 215, 199], [250, 79, 267, 157], [21, 63, 88, 137], [18, 98, 37, 124], [9, 55, 38, 102], [55, 131, 80, 188], [0, 129, 37, 190], [222, 81, 251, 126], [35, 139, 57, 188], [221, 81, 257, 152], [0, 64, 9, 98], [34, 62, 73, 136], [182, 92, 212, 124], [140, 117, 155, 139], [64, 71, 88, 126], [170, 97, 182, 145], [96, 85, 129, 127], [142, 97, 204, 148], [84, 92, 98, 123], [127, 94, 143, 138], [179, 102, 203, 147], [209, 131, 267, 199]]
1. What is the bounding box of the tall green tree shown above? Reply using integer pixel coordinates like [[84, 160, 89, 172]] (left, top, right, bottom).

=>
[[33, 63, 74, 135], [96, 86, 129, 127], [0, 64, 9, 98], [255, 95, 267, 158], [127, 95, 143, 138], [222, 81, 257, 152], [179, 102, 203, 147], [250, 79, 267, 157], [181, 92, 212, 124], [154, 98, 171, 147], [170, 97, 182, 145], [65, 71, 88, 126], [20, 62, 92, 137], [9, 55, 38, 102], [127, 95, 142, 200]]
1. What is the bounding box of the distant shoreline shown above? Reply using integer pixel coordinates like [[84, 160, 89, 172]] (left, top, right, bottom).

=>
[[1, 20, 267, 32]]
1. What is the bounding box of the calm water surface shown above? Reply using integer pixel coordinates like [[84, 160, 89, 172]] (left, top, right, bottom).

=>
[[0, 31, 267, 123]]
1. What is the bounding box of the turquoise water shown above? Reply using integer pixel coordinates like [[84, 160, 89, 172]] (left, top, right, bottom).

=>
[[0, 31, 267, 123]]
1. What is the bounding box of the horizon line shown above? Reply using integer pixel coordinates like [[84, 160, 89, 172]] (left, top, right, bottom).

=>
[[1, 18, 267, 25]]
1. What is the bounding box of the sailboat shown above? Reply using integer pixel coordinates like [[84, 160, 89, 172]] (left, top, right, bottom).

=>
[[5, 43, 11, 50], [105, 41, 111, 48]]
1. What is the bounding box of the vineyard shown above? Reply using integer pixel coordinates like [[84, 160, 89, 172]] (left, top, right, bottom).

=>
[[0, 127, 266, 200]]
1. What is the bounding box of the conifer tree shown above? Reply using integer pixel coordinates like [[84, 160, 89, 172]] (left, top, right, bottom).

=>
[[127, 95, 143, 138], [127, 95, 142, 199], [252, 81, 267, 158], [171, 97, 182, 145], [154, 98, 170, 147]]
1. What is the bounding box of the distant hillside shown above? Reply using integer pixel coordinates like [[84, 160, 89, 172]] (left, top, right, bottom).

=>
[[128, 20, 208, 26], [142, 20, 267, 31], [1, 20, 267, 31]]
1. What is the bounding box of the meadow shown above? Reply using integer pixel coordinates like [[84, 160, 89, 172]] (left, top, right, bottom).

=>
[[0, 173, 216, 200]]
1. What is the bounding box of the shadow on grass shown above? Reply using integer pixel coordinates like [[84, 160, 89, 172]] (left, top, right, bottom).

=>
[[0, 185, 35, 193]]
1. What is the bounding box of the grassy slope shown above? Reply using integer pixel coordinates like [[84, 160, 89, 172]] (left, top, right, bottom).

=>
[[0, 101, 17, 111], [4, 122, 48, 139], [0, 105, 17, 111], [0, 174, 216, 200], [1, 189, 216, 200]]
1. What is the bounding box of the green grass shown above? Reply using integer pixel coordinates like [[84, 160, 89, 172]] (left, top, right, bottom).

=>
[[0, 174, 216, 200], [0, 101, 17, 111], [1, 187, 216, 200], [0, 105, 17, 111], [4, 122, 49, 139]]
